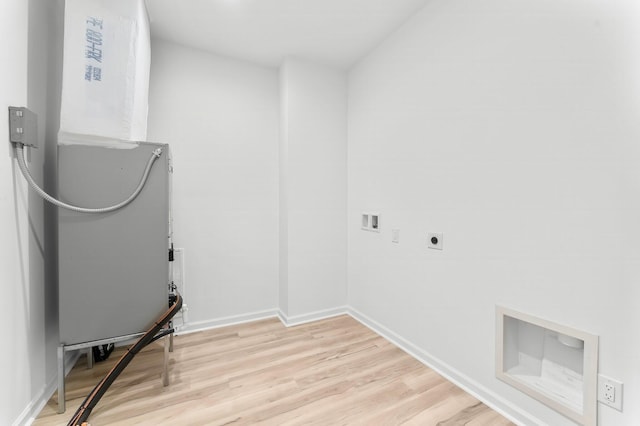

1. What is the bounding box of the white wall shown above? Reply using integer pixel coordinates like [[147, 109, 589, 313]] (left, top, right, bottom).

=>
[[1, 0, 63, 424], [279, 59, 348, 320], [348, 0, 640, 425], [147, 40, 280, 327], [1, 2, 32, 422]]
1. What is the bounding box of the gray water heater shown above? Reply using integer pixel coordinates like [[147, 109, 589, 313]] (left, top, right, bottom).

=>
[[58, 142, 171, 346]]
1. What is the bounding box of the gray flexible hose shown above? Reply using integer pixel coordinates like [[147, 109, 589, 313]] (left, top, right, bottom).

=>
[[14, 143, 162, 214]]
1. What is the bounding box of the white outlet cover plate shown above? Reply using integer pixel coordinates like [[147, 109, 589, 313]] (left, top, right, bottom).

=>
[[598, 374, 623, 411], [427, 232, 443, 250]]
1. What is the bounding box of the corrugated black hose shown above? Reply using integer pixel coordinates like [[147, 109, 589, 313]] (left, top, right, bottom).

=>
[[67, 293, 183, 426]]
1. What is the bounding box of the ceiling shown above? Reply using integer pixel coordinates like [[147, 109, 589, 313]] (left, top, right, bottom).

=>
[[145, 0, 430, 69]]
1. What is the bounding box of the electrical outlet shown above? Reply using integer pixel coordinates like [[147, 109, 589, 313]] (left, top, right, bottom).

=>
[[604, 383, 615, 403], [598, 374, 623, 411], [427, 232, 443, 250]]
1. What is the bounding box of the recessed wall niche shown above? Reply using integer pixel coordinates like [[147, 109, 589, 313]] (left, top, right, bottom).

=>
[[361, 212, 380, 232], [496, 306, 598, 426]]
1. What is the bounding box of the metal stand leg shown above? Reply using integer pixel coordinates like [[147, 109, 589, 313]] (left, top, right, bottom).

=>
[[169, 333, 174, 353], [86, 347, 94, 369], [162, 331, 170, 387], [55, 333, 145, 414], [57, 345, 66, 414]]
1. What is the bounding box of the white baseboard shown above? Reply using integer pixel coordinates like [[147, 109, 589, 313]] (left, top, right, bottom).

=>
[[347, 307, 541, 426], [175, 309, 279, 336], [17, 350, 81, 426], [277, 306, 348, 327], [173, 306, 349, 334]]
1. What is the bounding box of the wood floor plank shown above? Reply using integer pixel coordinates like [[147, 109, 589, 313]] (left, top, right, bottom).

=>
[[34, 315, 515, 426]]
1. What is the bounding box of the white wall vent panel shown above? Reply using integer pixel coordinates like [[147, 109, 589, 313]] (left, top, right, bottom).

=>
[[496, 306, 598, 426]]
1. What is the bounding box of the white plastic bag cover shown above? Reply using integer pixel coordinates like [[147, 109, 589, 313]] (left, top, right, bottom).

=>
[[59, 0, 150, 146]]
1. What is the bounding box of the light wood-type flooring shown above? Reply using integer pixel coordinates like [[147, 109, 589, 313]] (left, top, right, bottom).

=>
[[34, 315, 515, 425]]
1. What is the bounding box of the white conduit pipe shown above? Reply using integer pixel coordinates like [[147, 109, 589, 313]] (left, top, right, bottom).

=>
[[14, 143, 162, 214]]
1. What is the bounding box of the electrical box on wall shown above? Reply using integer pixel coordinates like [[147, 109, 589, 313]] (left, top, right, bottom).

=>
[[8, 107, 38, 148], [171, 247, 188, 328], [361, 212, 380, 232], [496, 306, 599, 426]]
